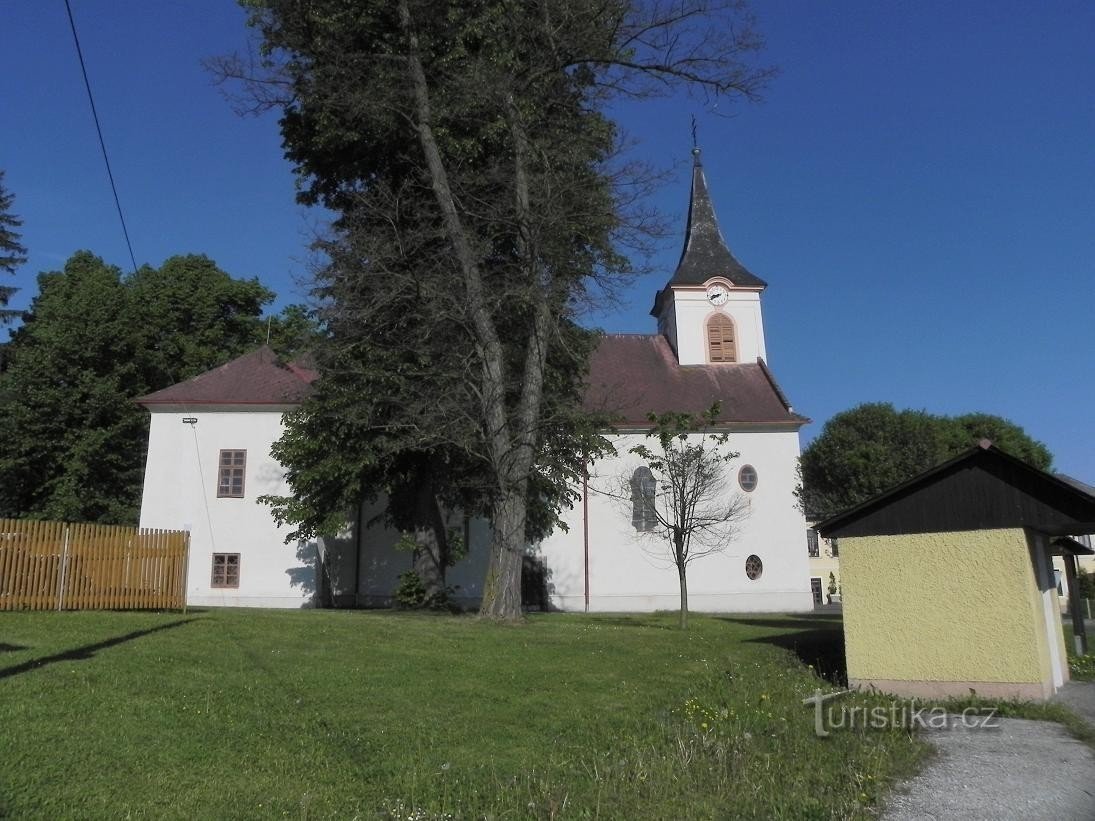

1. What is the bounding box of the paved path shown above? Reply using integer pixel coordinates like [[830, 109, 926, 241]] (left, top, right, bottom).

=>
[[1055, 680, 1095, 727], [882, 717, 1095, 820]]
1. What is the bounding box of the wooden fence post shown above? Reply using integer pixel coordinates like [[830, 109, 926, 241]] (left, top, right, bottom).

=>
[[55, 526, 71, 611], [182, 529, 191, 614]]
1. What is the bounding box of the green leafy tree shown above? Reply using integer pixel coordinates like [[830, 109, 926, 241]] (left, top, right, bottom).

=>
[[799, 402, 1053, 519], [0, 251, 279, 523], [0, 170, 28, 323], [627, 405, 750, 629], [221, 0, 774, 619], [128, 254, 276, 388]]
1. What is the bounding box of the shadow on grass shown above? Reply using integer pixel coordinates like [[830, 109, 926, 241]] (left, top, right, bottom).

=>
[[0, 618, 202, 681], [719, 616, 848, 687], [0, 643, 28, 653]]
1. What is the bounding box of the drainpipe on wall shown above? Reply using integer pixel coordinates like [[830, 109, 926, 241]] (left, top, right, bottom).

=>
[[353, 506, 362, 608], [583, 461, 590, 613]]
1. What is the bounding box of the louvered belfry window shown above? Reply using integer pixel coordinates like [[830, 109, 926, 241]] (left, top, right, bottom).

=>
[[707, 314, 737, 363]]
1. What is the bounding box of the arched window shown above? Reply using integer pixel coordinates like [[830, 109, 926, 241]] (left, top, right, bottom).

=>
[[630, 467, 657, 532], [707, 314, 737, 363]]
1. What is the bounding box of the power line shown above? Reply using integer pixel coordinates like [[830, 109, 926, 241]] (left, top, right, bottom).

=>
[[63, 0, 138, 274]]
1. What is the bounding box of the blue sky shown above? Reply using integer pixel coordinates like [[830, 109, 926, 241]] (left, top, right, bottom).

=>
[[3, 1, 1093, 480]]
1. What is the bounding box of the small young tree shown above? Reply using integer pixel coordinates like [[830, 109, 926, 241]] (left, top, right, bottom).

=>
[[627, 404, 750, 629]]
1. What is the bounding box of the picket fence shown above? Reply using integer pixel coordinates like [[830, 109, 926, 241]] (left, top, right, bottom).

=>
[[0, 519, 189, 611]]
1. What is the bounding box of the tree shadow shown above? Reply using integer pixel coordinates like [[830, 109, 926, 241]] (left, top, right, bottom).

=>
[[719, 616, 848, 686], [287, 539, 322, 607], [521, 554, 556, 612], [0, 643, 28, 653], [0, 618, 202, 681]]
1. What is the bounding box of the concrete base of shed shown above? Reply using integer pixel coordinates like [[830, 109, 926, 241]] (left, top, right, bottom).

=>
[[851, 678, 1054, 701]]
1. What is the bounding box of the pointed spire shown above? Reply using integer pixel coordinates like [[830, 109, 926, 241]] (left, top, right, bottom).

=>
[[670, 150, 766, 289]]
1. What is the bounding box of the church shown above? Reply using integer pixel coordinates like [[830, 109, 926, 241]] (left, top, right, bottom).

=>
[[137, 151, 814, 613]]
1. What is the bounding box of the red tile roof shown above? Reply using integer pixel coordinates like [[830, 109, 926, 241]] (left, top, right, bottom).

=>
[[586, 335, 807, 428], [137, 337, 807, 428], [136, 346, 316, 407]]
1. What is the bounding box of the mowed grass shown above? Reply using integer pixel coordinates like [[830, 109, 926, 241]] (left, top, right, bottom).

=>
[[0, 609, 926, 819]]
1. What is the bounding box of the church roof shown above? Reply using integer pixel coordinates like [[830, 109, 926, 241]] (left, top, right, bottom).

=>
[[585, 334, 807, 429], [135, 346, 317, 407], [136, 338, 806, 429], [651, 150, 767, 316]]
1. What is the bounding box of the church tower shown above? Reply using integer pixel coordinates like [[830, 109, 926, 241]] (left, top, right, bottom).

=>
[[651, 148, 769, 366]]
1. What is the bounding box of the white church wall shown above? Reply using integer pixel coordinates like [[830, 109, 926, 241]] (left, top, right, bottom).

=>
[[138, 408, 314, 608], [536, 430, 813, 613], [667, 286, 767, 365]]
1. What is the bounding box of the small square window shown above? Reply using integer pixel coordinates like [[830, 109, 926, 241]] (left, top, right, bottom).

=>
[[211, 553, 240, 588], [217, 449, 246, 498]]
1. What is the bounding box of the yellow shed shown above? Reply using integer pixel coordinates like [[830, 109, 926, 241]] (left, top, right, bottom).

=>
[[816, 441, 1095, 700]]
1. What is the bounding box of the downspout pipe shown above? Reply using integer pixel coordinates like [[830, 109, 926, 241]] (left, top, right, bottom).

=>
[[583, 461, 590, 613]]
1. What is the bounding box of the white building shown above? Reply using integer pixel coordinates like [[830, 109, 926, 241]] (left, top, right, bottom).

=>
[[137, 151, 814, 613]]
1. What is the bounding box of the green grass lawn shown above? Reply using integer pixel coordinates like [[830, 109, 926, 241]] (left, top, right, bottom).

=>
[[0, 609, 926, 819]]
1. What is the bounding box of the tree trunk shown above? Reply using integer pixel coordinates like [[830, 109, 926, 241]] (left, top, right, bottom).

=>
[[400, 2, 549, 620], [677, 562, 689, 630], [480, 488, 526, 619], [675, 532, 688, 630]]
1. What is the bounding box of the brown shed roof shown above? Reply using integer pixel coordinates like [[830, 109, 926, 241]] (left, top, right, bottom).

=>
[[585, 334, 807, 428], [136, 346, 316, 407], [816, 442, 1095, 539]]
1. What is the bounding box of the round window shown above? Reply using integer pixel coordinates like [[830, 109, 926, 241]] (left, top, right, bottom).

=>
[[745, 555, 763, 580], [738, 464, 758, 492]]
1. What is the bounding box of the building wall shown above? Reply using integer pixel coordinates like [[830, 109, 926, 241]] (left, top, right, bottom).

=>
[[140, 409, 811, 614], [807, 530, 841, 605], [138, 408, 314, 608], [663, 286, 766, 366], [537, 429, 812, 613], [1052, 534, 1095, 605], [840, 528, 1061, 698]]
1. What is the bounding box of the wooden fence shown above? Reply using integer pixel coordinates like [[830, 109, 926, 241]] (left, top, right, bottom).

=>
[[0, 519, 189, 611]]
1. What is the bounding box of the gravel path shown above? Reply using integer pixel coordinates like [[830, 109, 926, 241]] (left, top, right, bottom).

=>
[[882, 717, 1095, 820]]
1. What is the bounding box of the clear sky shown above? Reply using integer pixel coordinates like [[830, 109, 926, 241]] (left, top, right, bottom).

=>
[[3, 1, 1093, 480]]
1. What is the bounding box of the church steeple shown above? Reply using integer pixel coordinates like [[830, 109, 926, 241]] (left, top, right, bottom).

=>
[[651, 147, 770, 366], [670, 148, 767, 291]]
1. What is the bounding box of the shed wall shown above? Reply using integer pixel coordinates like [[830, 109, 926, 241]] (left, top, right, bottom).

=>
[[841, 528, 1053, 696]]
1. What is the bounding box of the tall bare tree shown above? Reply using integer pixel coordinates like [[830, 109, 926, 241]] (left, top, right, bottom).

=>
[[221, 0, 774, 619], [627, 405, 750, 629]]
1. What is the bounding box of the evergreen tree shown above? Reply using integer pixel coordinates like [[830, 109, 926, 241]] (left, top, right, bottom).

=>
[[0, 170, 28, 323]]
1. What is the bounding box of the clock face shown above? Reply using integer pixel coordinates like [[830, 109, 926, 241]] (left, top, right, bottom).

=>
[[706, 284, 729, 306]]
